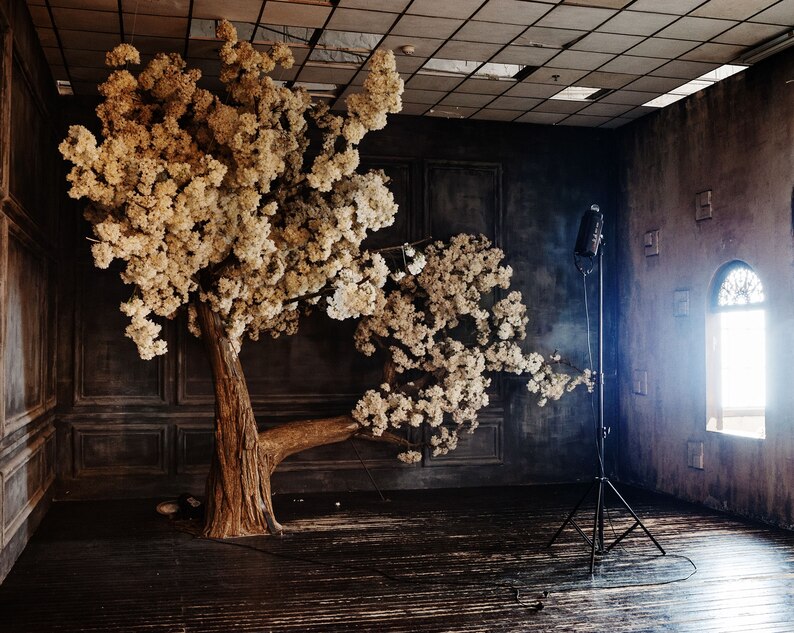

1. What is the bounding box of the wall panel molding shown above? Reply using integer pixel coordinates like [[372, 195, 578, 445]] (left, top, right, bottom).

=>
[[73, 264, 168, 407], [72, 423, 168, 477], [1, 426, 53, 547], [0, 26, 11, 200], [4, 222, 49, 435], [425, 419, 503, 467]]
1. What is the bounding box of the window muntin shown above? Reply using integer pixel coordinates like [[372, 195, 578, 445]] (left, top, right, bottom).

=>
[[706, 262, 766, 439]]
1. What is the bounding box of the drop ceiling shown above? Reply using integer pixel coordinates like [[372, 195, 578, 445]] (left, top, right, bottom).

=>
[[25, 0, 794, 128]]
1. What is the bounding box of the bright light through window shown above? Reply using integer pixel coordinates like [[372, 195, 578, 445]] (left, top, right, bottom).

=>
[[706, 262, 766, 439], [720, 309, 765, 409]]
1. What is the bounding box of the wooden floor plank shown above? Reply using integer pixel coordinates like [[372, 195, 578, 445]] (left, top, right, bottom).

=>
[[1, 485, 793, 632]]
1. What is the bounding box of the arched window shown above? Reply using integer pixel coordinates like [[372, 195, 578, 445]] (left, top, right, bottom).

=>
[[706, 262, 766, 439]]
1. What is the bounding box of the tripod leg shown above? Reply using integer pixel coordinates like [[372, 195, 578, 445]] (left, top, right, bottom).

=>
[[604, 480, 665, 555], [590, 479, 604, 573], [548, 480, 597, 548]]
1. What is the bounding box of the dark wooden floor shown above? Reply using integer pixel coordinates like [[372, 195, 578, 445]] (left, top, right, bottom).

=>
[[1, 484, 793, 632]]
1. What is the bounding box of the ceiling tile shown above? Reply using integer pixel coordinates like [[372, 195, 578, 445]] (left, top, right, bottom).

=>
[[68, 79, 98, 95], [598, 11, 678, 36], [427, 105, 478, 118], [577, 101, 635, 116], [394, 55, 428, 73], [71, 65, 113, 82], [491, 45, 558, 65], [624, 0, 704, 13], [516, 26, 588, 48], [712, 22, 788, 45], [562, 0, 634, 7], [622, 105, 658, 118], [598, 55, 667, 74], [525, 66, 589, 84], [533, 98, 588, 113], [43, 46, 64, 68], [656, 16, 737, 41], [600, 89, 659, 105], [297, 65, 358, 85], [691, 0, 780, 21], [59, 28, 120, 50], [121, 0, 191, 17], [515, 111, 568, 124], [123, 14, 187, 38], [561, 114, 613, 126], [52, 7, 119, 33], [193, 0, 262, 21], [505, 81, 564, 98], [53, 0, 116, 10], [470, 108, 521, 121], [680, 42, 746, 63], [391, 15, 464, 39], [536, 5, 617, 30], [457, 77, 514, 95], [399, 102, 431, 115], [546, 49, 615, 70], [439, 92, 497, 107], [408, 0, 483, 19], [338, 0, 410, 11], [749, 0, 794, 25], [380, 36, 444, 58], [63, 48, 110, 68], [623, 75, 688, 92], [489, 94, 543, 110], [578, 70, 638, 88], [408, 74, 463, 91], [626, 37, 699, 59], [134, 37, 184, 55], [473, 0, 554, 26], [28, 5, 51, 28], [650, 59, 720, 79], [401, 88, 446, 104], [454, 20, 526, 44], [35, 28, 58, 48], [570, 32, 645, 54], [599, 117, 633, 128], [326, 8, 395, 33], [436, 40, 503, 62]]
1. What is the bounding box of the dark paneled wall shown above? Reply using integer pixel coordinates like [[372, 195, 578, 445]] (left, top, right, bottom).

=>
[[617, 49, 794, 528], [0, 0, 59, 583], [56, 112, 616, 501]]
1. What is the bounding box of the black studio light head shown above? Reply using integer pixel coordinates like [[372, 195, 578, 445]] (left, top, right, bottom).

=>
[[574, 204, 603, 258]]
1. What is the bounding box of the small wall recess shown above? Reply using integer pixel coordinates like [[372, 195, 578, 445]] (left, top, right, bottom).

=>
[[644, 230, 659, 257], [687, 441, 704, 469], [674, 289, 690, 317], [632, 370, 648, 395], [696, 190, 713, 221]]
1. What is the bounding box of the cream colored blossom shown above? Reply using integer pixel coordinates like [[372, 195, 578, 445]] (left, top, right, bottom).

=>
[[60, 21, 403, 359], [354, 234, 592, 459]]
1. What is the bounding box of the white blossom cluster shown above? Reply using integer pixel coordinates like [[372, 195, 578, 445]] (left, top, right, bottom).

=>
[[59, 21, 404, 358], [353, 234, 592, 463]]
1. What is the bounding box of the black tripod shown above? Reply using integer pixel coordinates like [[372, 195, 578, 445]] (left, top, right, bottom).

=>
[[548, 208, 665, 573]]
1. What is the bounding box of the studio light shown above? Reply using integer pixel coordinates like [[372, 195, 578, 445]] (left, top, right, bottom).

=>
[[549, 204, 665, 573]]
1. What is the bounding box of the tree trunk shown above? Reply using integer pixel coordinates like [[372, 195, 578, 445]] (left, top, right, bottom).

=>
[[195, 300, 362, 538]]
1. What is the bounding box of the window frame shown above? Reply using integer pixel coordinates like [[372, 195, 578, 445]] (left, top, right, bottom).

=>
[[705, 261, 766, 439]]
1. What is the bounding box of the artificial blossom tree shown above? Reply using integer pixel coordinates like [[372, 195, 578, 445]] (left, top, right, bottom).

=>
[[60, 22, 590, 538]]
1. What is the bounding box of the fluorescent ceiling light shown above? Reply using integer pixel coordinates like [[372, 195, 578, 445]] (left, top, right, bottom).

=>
[[739, 29, 794, 64], [550, 86, 601, 101], [642, 93, 686, 108], [642, 64, 747, 108], [56, 79, 73, 96]]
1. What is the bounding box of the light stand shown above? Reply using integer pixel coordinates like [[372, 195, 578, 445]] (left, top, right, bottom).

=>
[[547, 205, 665, 574]]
